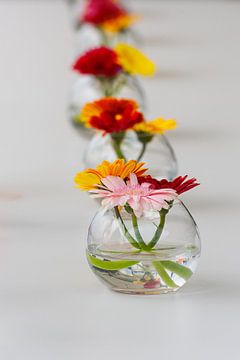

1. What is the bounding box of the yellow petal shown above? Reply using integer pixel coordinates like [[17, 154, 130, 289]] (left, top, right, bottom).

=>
[[74, 172, 101, 190], [150, 118, 177, 131], [74, 159, 148, 192], [134, 118, 177, 134], [115, 43, 156, 76], [96, 161, 111, 178]]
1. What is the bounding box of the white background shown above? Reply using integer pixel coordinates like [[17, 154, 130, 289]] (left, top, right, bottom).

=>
[[0, 1, 240, 359]]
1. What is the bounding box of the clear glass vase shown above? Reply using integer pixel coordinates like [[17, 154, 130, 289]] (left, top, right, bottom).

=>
[[86, 200, 201, 295], [83, 131, 178, 180], [68, 75, 146, 138], [74, 24, 137, 55]]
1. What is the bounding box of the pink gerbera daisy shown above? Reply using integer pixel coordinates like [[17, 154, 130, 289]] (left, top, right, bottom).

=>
[[90, 173, 177, 217]]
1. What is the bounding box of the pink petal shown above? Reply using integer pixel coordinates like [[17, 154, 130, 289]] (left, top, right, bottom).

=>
[[129, 173, 138, 186], [101, 176, 126, 192], [141, 182, 151, 189]]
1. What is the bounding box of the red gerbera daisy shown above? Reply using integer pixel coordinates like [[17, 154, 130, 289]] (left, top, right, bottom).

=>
[[82, 98, 144, 133], [138, 175, 199, 195], [82, 0, 126, 25], [72, 47, 122, 77]]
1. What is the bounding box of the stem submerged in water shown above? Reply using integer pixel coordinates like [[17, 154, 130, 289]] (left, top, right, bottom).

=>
[[111, 204, 193, 289], [152, 261, 179, 288]]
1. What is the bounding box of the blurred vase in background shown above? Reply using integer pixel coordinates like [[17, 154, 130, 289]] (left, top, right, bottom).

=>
[[68, 44, 155, 137], [77, 98, 177, 179], [83, 131, 177, 180], [69, 74, 145, 137], [72, 0, 139, 54]]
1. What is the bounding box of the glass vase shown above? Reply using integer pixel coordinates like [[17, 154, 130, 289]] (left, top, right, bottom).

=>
[[74, 24, 138, 55], [83, 131, 178, 180], [86, 200, 201, 295]]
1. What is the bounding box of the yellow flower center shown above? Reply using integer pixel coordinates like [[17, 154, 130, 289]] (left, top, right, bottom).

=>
[[115, 114, 123, 121]]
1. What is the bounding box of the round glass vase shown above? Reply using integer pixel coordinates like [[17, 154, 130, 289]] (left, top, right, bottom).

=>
[[75, 24, 138, 55], [86, 200, 201, 295], [68, 75, 146, 138], [83, 131, 178, 180]]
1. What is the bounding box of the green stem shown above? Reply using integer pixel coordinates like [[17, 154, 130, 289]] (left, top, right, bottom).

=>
[[137, 142, 146, 162], [135, 132, 153, 162], [160, 260, 193, 281], [98, 28, 110, 46], [114, 207, 140, 250], [147, 208, 169, 250], [152, 261, 179, 288], [111, 135, 126, 161], [131, 212, 149, 251], [99, 74, 127, 98], [103, 86, 112, 97], [100, 78, 114, 97], [111, 74, 127, 96], [87, 253, 139, 271]]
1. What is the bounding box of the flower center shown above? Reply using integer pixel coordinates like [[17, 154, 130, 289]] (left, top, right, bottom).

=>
[[115, 114, 123, 121], [123, 185, 149, 197]]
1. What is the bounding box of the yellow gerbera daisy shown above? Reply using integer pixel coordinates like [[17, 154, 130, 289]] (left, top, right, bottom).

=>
[[74, 159, 148, 190], [134, 118, 177, 134], [115, 43, 156, 76], [101, 14, 139, 33]]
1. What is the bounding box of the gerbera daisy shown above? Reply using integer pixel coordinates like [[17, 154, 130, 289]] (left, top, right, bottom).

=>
[[72, 46, 122, 77], [81, 0, 125, 26], [90, 173, 177, 217], [81, 98, 144, 133], [101, 14, 139, 33], [75, 159, 148, 190], [72, 44, 155, 79], [138, 175, 200, 195]]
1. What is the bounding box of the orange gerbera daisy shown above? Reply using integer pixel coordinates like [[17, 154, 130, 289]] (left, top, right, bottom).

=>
[[74, 159, 148, 190], [81, 98, 144, 134], [101, 14, 139, 33], [81, 0, 138, 33]]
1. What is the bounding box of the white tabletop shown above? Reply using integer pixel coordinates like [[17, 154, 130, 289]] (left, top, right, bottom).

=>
[[0, 1, 240, 359]]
